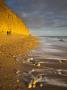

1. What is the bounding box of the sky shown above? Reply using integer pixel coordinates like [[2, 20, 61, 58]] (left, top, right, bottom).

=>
[[5, 0, 67, 36]]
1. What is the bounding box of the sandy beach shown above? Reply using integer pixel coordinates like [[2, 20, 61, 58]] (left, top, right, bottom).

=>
[[0, 33, 38, 90], [0, 35, 67, 90]]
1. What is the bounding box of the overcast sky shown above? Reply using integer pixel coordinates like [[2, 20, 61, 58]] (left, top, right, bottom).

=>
[[5, 0, 67, 36]]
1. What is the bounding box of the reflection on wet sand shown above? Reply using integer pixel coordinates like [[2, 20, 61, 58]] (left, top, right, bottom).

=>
[[20, 36, 67, 90]]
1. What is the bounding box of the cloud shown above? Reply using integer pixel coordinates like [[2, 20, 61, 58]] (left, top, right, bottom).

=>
[[5, 0, 67, 28]]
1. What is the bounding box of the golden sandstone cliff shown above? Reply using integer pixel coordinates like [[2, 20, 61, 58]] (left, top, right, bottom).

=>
[[0, 1, 29, 35]]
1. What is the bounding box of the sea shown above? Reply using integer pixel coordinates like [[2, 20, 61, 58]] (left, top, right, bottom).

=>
[[29, 36, 67, 60]]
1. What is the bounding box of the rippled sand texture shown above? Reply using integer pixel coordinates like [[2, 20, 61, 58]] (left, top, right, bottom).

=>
[[0, 34, 38, 90]]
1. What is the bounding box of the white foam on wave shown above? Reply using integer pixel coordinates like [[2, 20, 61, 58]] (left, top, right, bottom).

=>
[[45, 78, 67, 87]]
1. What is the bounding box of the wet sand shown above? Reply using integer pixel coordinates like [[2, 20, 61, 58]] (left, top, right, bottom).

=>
[[23, 85, 67, 90]]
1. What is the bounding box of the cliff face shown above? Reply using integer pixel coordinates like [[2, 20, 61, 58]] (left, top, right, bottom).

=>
[[0, 2, 29, 36]]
